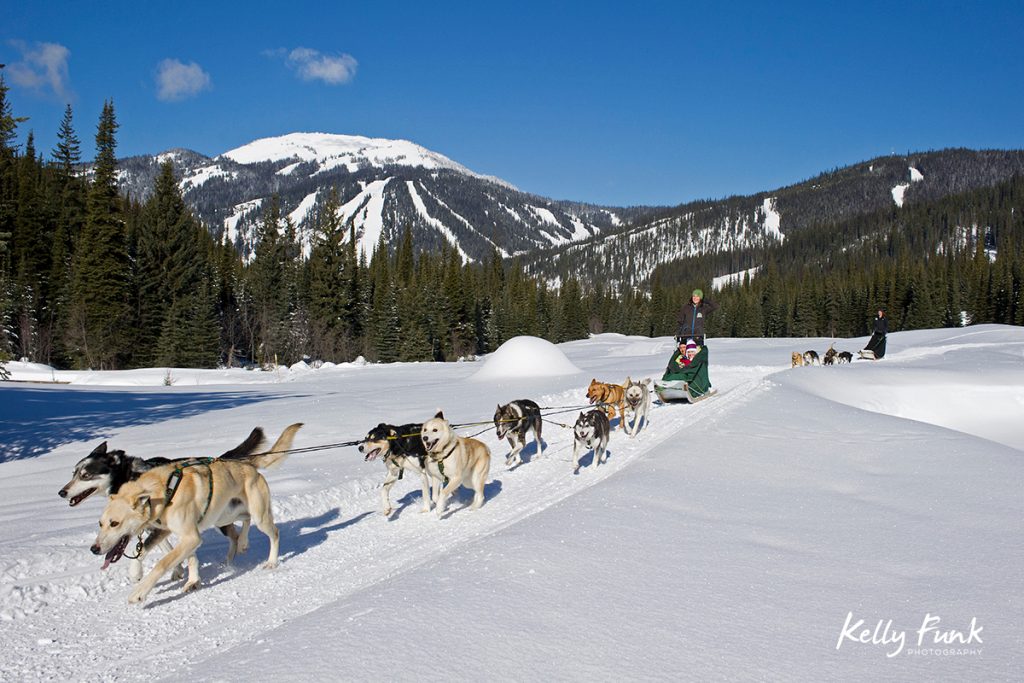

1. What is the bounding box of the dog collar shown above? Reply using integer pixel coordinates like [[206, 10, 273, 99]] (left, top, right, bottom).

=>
[[435, 442, 458, 462]]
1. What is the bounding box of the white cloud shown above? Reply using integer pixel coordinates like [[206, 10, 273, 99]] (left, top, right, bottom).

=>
[[6, 41, 73, 100], [285, 47, 358, 85], [155, 59, 212, 102]]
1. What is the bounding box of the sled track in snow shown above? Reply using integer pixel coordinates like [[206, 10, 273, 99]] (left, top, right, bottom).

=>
[[0, 378, 767, 680]]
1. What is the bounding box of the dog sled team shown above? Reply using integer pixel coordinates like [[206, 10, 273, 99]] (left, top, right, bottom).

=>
[[792, 310, 889, 367], [56, 289, 892, 604], [60, 370, 673, 603]]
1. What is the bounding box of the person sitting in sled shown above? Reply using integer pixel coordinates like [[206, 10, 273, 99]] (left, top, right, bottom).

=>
[[661, 338, 712, 397], [861, 308, 888, 359]]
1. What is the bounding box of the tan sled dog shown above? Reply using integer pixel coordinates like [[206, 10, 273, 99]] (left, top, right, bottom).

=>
[[91, 423, 302, 603], [420, 411, 490, 518], [586, 378, 628, 429]]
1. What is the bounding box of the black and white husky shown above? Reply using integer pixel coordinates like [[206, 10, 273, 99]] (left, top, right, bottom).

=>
[[59, 430, 265, 506], [572, 409, 611, 475], [59, 430, 265, 580], [358, 423, 436, 517], [622, 377, 652, 438], [494, 399, 544, 468]]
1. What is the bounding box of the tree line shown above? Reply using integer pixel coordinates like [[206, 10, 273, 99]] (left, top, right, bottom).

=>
[[0, 78, 597, 370], [1, 73, 1021, 373]]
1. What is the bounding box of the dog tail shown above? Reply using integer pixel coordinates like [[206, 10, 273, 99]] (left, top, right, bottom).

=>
[[218, 428, 268, 461], [243, 423, 304, 470]]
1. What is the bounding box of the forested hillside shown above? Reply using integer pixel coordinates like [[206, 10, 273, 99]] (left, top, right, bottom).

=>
[[525, 149, 1024, 290], [1, 74, 1021, 373]]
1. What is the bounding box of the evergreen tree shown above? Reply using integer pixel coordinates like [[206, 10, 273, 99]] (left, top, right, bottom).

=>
[[155, 280, 221, 368], [367, 236, 400, 361], [0, 73, 27, 152], [306, 188, 351, 360], [52, 104, 81, 175], [245, 194, 289, 366], [66, 101, 132, 369], [555, 276, 587, 342], [135, 161, 204, 365], [48, 104, 85, 366]]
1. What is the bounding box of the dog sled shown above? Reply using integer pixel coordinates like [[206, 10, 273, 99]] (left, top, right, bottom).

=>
[[654, 380, 716, 403], [657, 342, 714, 403], [859, 331, 886, 360]]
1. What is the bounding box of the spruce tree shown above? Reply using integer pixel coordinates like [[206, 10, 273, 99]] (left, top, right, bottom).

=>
[[245, 195, 289, 366], [367, 238, 400, 362], [306, 188, 349, 360], [67, 101, 132, 369], [48, 104, 85, 366], [137, 161, 214, 366]]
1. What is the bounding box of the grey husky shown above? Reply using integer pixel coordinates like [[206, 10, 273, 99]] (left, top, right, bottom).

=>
[[494, 399, 544, 468], [622, 377, 652, 437], [572, 409, 611, 475]]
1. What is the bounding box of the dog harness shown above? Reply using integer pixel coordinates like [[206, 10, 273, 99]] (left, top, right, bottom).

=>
[[125, 458, 215, 561], [431, 442, 459, 486], [163, 457, 216, 522]]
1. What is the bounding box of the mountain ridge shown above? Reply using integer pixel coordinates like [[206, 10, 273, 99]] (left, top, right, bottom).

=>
[[116, 132, 649, 262], [114, 135, 1024, 282]]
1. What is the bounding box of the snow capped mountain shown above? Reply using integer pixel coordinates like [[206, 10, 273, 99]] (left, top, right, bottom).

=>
[[116, 141, 1024, 282], [116, 133, 650, 263], [218, 132, 515, 189]]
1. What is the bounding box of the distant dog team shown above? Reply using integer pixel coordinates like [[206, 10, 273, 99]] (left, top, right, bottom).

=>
[[793, 343, 853, 367]]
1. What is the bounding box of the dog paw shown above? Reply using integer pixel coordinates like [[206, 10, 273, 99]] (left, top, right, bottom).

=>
[[182, 581, 200, 593], [261, 560, 278, 570], [128, 587, 149, 604]]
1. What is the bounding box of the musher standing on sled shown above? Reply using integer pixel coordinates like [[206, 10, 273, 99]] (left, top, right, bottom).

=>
[[861, 308, 888, 359], [676, 289, 719, 345]]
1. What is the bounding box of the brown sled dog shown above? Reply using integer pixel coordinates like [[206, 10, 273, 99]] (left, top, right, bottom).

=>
[[586, 378, 628, 429]]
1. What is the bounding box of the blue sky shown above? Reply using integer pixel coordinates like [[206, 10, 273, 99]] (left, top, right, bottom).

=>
[[4, 1, 1023, 206]]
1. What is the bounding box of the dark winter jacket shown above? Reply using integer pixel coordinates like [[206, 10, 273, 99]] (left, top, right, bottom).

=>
[[676, 298, 719, 341], [873, 315, 888, 335]]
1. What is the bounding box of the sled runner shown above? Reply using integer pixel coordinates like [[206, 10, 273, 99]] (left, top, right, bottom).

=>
[[857, 349, 877, 360], [654, 380, 716, 403]]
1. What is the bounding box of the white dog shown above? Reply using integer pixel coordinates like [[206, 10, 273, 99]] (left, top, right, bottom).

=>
[[622, 377, 652, 437], [420, 411, 491, 518]]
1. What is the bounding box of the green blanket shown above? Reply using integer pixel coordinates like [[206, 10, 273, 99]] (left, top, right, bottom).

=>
[[661, 346, 711, 396]]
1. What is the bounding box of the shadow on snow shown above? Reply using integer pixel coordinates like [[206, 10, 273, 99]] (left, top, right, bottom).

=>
[[0, 385, 297, 463]]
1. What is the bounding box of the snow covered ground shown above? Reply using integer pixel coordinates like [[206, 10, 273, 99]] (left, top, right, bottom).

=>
[[1, 326, 1021, 680]]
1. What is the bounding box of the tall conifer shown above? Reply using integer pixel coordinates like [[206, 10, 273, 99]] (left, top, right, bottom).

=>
[[67, 101, 132, 368]]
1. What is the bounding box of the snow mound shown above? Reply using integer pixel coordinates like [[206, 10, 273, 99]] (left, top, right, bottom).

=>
[[471, 336, 582, 381]]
